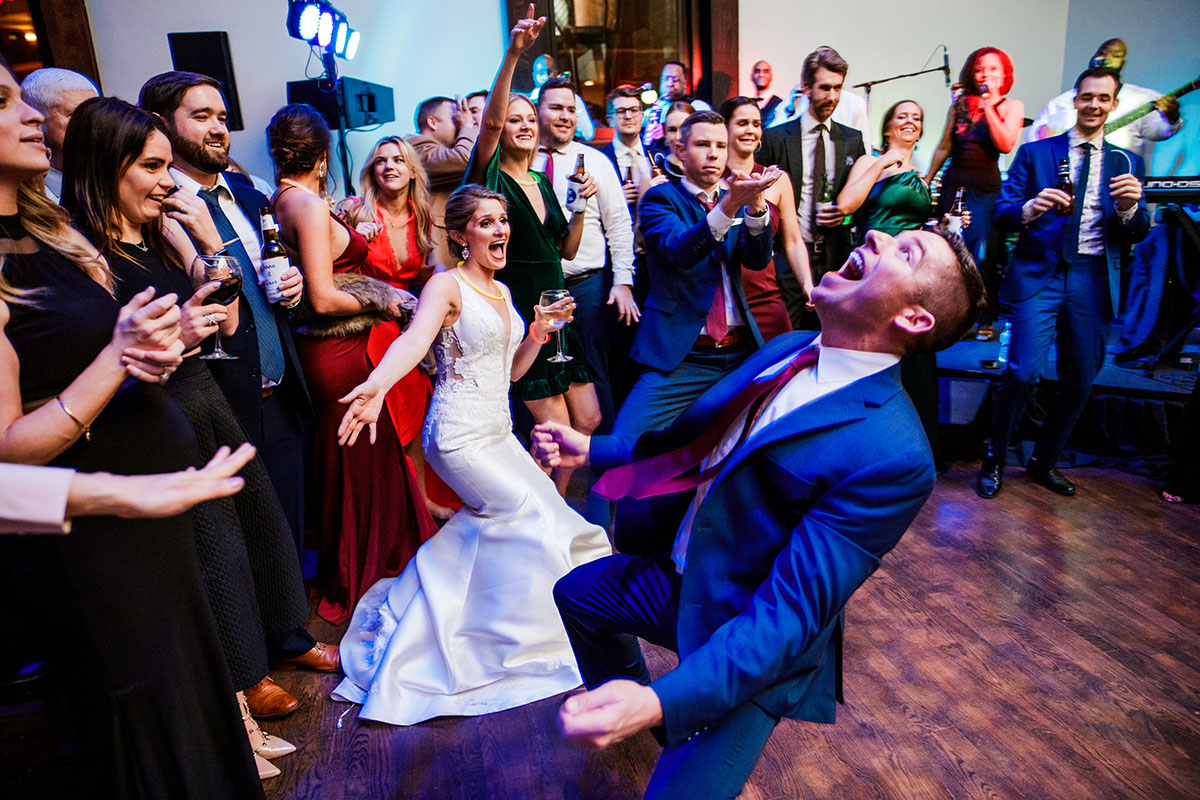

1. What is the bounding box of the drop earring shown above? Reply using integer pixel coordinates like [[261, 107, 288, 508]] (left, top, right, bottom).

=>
[[318, 160, 326, 179], [461, 243, 470, 262]]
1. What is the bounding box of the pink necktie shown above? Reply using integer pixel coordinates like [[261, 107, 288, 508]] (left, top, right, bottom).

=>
[[697, 192, 729, 341], [594, 345, 820, 500], [539, 147, 555, 185]]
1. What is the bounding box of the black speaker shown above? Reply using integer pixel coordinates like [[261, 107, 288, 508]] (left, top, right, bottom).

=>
[[286, 77, 395, 130], [167, 31, 244, 131]]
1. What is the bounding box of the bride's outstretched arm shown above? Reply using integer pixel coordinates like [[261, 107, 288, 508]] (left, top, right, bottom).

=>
[[337, 273, 460, 446], [511, 298, 573, 381]]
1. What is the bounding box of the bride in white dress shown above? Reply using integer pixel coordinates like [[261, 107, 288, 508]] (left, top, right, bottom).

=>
[[331, 185, 611, 724]]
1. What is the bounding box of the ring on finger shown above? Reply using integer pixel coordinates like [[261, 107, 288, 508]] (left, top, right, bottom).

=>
[[205, 314, 217, 326]]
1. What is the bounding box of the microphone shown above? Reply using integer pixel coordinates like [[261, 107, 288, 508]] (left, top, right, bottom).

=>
[[943, 48, 951, 87]]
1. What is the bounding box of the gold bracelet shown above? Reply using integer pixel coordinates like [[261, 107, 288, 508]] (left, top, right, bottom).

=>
[[56, 395, 91, 442]]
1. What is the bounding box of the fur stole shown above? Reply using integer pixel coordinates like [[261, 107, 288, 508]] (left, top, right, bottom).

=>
[[293, 272, 416, 339]]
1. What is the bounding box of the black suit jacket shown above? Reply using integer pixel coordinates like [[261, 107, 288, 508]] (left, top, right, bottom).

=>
[[759, 116, 865, 276], [203, 172, 312, 445]]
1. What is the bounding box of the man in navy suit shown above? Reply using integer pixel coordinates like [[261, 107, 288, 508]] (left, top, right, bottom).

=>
[[976, 66, 1150, 499], [534, 227, 986, 799], [140, 73, 339, 709], [608, 110, 781, 445]]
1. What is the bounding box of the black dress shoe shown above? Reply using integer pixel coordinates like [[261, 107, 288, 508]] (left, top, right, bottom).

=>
[[1026, 461, 1075, 496], [975, 459, 1003, 498]]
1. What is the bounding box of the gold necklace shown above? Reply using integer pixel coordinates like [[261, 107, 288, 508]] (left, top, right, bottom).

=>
[[458, 268, 504, 301]]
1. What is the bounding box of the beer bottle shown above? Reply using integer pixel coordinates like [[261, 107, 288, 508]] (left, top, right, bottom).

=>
[[569, 153, 586, 182], [623, 165, 634, 185], [946, 187, 966, 236], [259, 208, 291, 303], [1056, 157, 1074, 216]]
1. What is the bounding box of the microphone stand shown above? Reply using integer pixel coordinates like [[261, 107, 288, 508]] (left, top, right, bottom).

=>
[[852, 64, 951, 108]]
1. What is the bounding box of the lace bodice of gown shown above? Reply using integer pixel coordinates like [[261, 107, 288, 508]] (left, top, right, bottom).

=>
[[423, 272, 526, 453]]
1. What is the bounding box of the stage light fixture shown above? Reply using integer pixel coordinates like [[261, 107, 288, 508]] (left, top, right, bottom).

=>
[[317, 9, 334, 48], [344, 30, 360, 61], [334, 19, 349, 56], [640, 87, 658, 105], [286, 1, 322, 41]]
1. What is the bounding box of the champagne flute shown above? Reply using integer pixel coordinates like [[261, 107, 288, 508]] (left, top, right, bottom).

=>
[[539, 288, 573, 363], [194, 254, 242, 361]]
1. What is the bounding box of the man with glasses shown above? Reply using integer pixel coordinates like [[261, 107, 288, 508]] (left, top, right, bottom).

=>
[[601, 85, 652, 211]]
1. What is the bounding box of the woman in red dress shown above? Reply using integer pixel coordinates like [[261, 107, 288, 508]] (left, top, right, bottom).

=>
[[268, 106, 435, 624], [719, 96, 809, 341], [338, 136, 454, 519]]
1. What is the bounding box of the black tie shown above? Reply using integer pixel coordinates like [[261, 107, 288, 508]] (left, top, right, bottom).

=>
[[812, 123, 827, 234], [198, 188, 286, 383]]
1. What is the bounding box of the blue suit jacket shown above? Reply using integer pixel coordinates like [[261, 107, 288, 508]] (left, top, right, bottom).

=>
[[993, 132, 1150, 313], [591, 331, 936, 746], [632, 180, 771, 371], [598, 141, 620, 174]]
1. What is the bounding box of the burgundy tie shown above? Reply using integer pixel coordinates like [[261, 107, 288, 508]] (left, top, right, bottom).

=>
[[539, 147, 555, 185], [697, 192, 728, 340], [594, 345, 820, 500]]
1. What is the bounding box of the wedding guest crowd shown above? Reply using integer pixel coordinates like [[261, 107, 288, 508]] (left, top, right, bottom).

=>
[[0, 7, 1185, 796]]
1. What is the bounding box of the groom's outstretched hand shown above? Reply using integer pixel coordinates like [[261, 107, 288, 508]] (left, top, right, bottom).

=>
[[531, 421, 591, 469], [559, 679, 663, 749]]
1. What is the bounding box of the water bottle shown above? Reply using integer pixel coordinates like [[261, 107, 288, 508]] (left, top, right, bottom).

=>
[[996, 321, 1012, 366]]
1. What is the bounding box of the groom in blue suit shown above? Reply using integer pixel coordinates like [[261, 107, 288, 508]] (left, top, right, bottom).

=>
[[977, 66, 1150, 499], [534, 228, 986, 798], [608, 110, 781, 445]]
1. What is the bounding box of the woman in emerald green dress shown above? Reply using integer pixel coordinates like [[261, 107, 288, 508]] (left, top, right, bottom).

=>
[[465, 6, 601, 485], [838, 100, 952, 470]]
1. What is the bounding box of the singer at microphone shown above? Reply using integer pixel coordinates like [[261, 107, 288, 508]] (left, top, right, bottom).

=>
[[923, 46, 1024, 324]]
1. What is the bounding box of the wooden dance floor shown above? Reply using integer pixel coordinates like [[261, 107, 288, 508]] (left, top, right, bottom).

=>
[[262, 465, 1200, 800]]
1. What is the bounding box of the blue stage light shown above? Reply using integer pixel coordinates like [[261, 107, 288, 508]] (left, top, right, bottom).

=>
[[344, 30, 360, 61], [317, 10, 334, 48], [298, 4, 320, 40], [334, 19, 349, 56]]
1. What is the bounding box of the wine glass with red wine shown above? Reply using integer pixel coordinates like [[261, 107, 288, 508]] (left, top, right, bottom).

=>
[[194, 254, 242, 361]]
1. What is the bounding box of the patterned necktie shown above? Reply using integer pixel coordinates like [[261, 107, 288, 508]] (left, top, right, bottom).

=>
[[696, 191, 729, 340], [594, 345, 820, 500], [198, 188, 286, 383]]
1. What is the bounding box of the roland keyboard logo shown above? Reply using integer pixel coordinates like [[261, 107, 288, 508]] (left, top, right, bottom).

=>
[[1145, 177, 1200, 190]]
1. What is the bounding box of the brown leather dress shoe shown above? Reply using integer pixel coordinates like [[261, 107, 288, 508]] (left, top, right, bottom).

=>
[[273, 642, 341, 673], [244, 676, 299, 720]]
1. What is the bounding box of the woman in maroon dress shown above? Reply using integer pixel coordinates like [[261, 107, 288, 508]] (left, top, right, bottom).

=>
[[268, 105, 435, 624], [337, 136, 454, 519], [718, 96, 809, 341]]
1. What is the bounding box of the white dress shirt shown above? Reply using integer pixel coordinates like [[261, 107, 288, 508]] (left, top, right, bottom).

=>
[[1021, 128, 1138, 253], [611, 137, 653, 188], [672, 338, 900, 571], [796, 112, 837, 244], [0, 464, 74, 534], [170, 168, 266, 278], [679, 177, 771, 335], [532, 140, 636, 285]]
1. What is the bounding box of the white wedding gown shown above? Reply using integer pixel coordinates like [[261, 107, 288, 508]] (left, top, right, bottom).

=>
[[332, 272, 611, 725]]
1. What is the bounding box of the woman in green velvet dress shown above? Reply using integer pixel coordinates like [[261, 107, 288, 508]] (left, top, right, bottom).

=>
[[465, 7, 601, 481], [838, 100, 950, 469]]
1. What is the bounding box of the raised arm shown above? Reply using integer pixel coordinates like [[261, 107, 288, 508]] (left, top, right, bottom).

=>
[[982, 96, 1025, 154], [837, 152, 900, 214], [465, 5, 546, 185], [923, 106, 955, 184]]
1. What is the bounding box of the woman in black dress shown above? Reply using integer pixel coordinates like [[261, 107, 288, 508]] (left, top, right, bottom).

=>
[[0, 64, 262, 797], [61, 96, 320, 778]]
